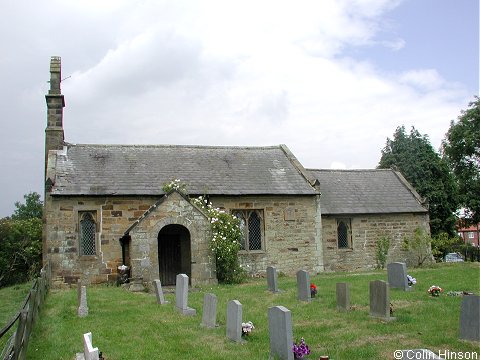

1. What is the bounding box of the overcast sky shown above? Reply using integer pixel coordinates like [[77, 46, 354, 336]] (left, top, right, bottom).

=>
[[0, 0, 478, 217]]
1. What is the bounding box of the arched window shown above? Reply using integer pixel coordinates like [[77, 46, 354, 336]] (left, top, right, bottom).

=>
[[233, 209, 264, 251], [79, 212, 96, 255], [337, 219, 351, 249]]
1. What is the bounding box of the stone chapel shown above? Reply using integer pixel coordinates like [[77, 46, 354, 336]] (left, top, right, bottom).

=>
[[43, 57, 430, 287]]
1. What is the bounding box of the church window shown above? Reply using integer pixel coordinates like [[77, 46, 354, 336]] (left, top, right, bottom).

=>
[[337, 218, 352, 249], [79, 212, 96, 256], [233, 210, 264, 251]]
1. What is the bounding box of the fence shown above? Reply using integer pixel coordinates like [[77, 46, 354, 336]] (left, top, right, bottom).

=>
[[0, 261, 51, 360]]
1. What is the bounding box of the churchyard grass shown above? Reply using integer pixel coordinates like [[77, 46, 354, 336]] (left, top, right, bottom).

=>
[[24, 262, 479, 359], [0, 282, 31, 352]]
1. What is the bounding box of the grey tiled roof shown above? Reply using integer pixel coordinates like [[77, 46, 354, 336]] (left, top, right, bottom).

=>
[[308, 169, 427, 214], [49, 144, 317, 196]]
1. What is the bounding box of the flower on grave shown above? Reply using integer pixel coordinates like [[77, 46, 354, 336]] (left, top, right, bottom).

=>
[[310, 283, 317, 297], [407, 274, 416, 286], [428, 285, 443, 297], [241, 321, 255, 336], [292, 337, 311, 359]]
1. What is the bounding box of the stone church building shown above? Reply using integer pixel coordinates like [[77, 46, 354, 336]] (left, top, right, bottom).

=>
[[43, 57, 430, 287]]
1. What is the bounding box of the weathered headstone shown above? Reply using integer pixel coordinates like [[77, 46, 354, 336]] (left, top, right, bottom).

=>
[[296, 270, 311, 302], [336, 282, 350, 312], [201, 293, 217, 328], [78, 286, 88, 318], [175, 274, 196, 316], [267, 266, 279, 293], [387, 262, 411, 291], [153, 279, 168, 305], [268, 306, 294, 360], [459, 295, 480, 341], [83, 332, 99, 360], [369, 280, 394, 320], [226, 300, 244, 343]]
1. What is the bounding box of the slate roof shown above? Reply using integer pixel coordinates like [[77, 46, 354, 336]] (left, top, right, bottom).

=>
[[48, 144, 317, 196], [308, 169, 427, 215]]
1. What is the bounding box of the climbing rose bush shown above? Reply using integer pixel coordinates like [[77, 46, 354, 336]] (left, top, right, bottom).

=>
[[191, 196, 246, 284]]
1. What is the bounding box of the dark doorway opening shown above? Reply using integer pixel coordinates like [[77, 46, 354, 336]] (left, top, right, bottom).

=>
[[158, 224, 191, 285]]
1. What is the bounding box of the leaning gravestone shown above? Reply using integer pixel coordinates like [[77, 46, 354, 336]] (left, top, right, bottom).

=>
[[268, 306, 294, 360], [296, 270, 311, 302], [226, 300, 245, 343], [78, 286, 88, 318], [201, 293, 217, 328], [153, 279, 168, 305], [369, 280, 394, 321], [175, 274, 196, 316], [387, 262, 411, 291], [459, 295, 480, 341], [336, 282, 350, 312], [267, 266, 279, 293]]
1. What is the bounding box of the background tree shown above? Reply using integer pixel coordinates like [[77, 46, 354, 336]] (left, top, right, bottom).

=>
[[442, 96, 480, 225], [0, 192, 43, 287], [378, 126, 458, 237]]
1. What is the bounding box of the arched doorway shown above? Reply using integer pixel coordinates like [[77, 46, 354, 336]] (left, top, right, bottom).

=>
[[158, 224, 191, 285]]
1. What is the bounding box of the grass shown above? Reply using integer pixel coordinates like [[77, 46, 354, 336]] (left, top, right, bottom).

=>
[[21, 262, 480, 359], [0, 282, 33, 354]]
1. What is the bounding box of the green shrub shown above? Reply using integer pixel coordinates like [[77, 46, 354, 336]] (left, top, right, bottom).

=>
[[375, 236, 390, 269]]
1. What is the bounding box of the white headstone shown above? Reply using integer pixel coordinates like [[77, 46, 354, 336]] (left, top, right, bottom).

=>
[[226, 300, 244, 343], [153, 279, 168, 305], [83, 332, 99, 360], [78, 286, 88, 317], [175, 274, 196, 316]]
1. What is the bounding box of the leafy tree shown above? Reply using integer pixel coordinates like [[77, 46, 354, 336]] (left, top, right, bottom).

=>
[[378, 126, 458, 237], [442, 96, 480, 225], [0, 192, 43, 287], [12, 192, 43, 220], [402, 227, 433, 267]]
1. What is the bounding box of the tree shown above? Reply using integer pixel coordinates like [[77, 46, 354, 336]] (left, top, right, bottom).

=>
[[378, 126, 458, 237], [442, 96, 480, 225], [12, 192, 43, 220], [0, 192, 43, 287]]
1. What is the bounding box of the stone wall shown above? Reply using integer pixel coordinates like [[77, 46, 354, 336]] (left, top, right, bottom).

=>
[[44, 194, 161, 287], [321, 213, 431, 271], [210, 195, 323, 276]]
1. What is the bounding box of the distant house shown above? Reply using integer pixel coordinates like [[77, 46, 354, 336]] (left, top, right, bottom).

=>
[[457, 223, 480, 247], [43, 57, 430, 287]]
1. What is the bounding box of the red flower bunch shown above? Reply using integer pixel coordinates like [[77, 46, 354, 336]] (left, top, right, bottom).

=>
[[310, 283, 317, 296]]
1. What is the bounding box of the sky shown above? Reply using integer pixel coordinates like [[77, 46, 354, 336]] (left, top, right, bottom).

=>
[[0, 0, 478, 218]]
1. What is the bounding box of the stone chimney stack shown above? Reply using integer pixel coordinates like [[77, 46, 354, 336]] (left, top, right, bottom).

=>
[[45, 56, 65, 177]]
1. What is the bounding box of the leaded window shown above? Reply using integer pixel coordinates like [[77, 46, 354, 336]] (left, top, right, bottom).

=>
[[233, 210, 264, 251], [337, 218, 352, 249], [79, 212, 96, 255]]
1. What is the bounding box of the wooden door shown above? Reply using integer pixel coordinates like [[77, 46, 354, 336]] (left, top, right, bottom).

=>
[[158, 234, 181, 285]]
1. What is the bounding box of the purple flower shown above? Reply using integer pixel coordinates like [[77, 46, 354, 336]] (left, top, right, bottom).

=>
[[292, 337, 311, 358]]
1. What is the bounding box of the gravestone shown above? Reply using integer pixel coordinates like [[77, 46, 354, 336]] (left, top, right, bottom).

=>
[[296, 270, 311, 302], [336, 282, 350, 312], [201, 293, 217, 328], [267, 266, 279, 293], [153, 279, 168, 305], [226, 300, 244, 343], [459, 295, 480, 341], [175, 274, 196, 316], [369, 280, 394, 320], [83, 332, 99, 360], [268, 306, 294, 360], [77, 279, 82, 304], [78, 286, 88, 318], [387, 262, 411, 291]]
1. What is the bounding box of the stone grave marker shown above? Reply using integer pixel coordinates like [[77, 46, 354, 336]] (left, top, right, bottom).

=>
[[226, 300, 245, 343], [459, 295, 480, 341], [153, 279, 168, 305], [175, 274, 196, 316], [80, 332, 99, 360], [387, 262, 411, 291], [268, 306, 294, 360], [369, 280, 394, 321], [77, 279, 82, 304], [296, 270, 311, 302], [78, 285, 88, 318], [267, 266, 279, 293], [336, 282, 350, 312], [201, 293, 217, 328]]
